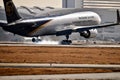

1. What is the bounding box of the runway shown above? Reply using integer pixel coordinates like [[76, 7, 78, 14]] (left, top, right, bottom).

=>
[[0, 72, 120, 80], [0, 42, 120, 47], [0, 63, 120, 69]]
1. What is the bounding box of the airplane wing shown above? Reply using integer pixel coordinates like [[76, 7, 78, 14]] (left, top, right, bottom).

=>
[[74, 22, 119, 32], [56, 22, 119, 36]]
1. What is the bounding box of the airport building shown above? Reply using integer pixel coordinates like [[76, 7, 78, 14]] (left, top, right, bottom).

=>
[[0, 0, 120, 42], [0, 0, 62, 8], [62, 0, 83, 8], [84, 0, 120, 9]]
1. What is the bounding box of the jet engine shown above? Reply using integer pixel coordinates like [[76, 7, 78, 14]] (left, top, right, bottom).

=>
[[80, 29, 98, 38]]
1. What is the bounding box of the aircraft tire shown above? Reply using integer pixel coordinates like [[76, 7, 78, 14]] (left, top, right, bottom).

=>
[[60, 40, 72, 45]]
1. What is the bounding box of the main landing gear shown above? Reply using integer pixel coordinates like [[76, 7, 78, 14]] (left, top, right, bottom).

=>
[[32, 37, 41, 42], [61, 35, 72, 45]]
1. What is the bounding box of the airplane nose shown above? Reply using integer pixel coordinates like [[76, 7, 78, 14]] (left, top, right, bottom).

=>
[[95, 13, 101, 24]]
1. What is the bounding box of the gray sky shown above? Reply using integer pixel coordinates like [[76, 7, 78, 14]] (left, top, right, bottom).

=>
[[0, 0, 62, 8]]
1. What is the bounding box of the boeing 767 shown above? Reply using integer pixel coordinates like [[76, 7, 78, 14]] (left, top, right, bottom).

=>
[[0, 0, 120, 44]]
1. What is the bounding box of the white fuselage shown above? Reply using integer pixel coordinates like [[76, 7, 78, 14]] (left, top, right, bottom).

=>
[[21, 11, 101, 36]]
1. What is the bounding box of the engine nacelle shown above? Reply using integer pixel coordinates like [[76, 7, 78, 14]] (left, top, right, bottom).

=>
[[80, 29, 98, 38]]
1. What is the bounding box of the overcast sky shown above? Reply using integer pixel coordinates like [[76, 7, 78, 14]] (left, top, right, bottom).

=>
[[0, 0, 62, 7]]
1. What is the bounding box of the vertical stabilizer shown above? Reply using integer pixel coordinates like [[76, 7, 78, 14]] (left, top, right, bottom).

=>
[[3, 0, 21, 23]]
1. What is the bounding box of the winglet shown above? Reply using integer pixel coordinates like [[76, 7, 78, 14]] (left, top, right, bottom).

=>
[[117, 9, 120, 24], [3, 0, 21, 23]]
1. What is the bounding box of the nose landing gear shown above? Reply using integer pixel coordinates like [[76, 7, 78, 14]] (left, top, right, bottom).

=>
[[60, 35, 72, 45]]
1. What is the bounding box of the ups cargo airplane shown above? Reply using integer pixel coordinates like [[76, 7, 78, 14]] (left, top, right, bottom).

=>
[[0, 0, 120, 44]]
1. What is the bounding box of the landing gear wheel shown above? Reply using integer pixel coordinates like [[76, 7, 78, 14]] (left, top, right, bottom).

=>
[[61, 40, 72, 45], [60, 35, 72, 45], [32, 38, 36, 42], [32, 37, 41, 42]]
